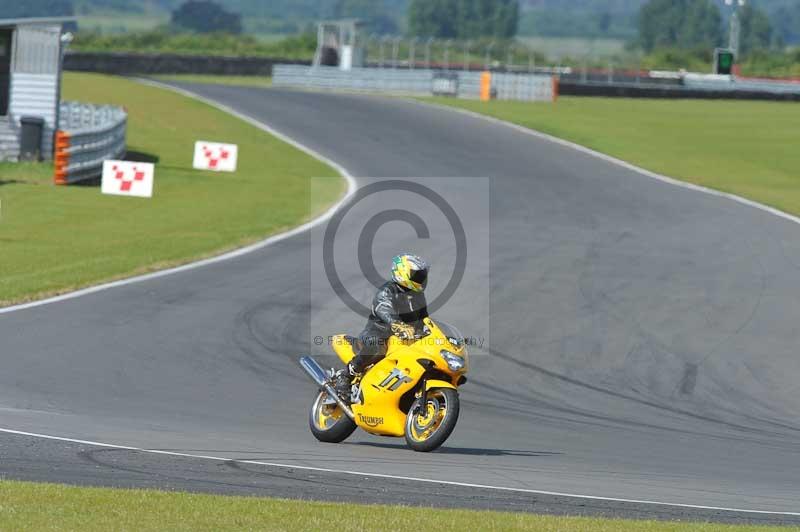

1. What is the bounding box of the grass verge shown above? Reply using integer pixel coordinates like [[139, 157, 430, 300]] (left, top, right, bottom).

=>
[[0, 73, 342, 306], [0, 480, 792, 532], [153, 74, 272, 87], [424, 97, 800, 218]]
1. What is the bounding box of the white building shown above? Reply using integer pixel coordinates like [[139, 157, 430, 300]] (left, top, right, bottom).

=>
[[0, 17, 72, 161]]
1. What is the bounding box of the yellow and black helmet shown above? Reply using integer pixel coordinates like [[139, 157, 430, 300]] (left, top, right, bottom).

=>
[[391, 254, 429, 292]]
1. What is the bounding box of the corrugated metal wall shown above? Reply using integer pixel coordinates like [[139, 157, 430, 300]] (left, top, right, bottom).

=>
[[13, 25, 60, 74], [8, 24, 61, 159], [9, 73, 58, 157]]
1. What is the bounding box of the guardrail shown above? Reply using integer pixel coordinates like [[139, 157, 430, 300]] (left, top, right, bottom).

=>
[[54, 101, 127, 185], [274, 65, 442, 95], [272, 65, 557, 102], [558, 71, 800, 101], [683, 74, 800, 95]]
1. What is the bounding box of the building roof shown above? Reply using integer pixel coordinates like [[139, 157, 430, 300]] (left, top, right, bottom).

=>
[[0, 17, 76, 28]]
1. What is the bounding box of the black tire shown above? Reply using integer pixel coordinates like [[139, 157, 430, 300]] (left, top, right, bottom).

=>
[[404, 388, 460, 452], [308, 391, 357, 443]]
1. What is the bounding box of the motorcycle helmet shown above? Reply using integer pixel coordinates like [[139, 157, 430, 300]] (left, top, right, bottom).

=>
[[391, 254, 429, 292]]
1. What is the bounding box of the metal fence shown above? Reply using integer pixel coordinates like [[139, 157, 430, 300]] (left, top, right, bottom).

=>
[[492, 72, 557, 101], [273, 65, 556, 102], [54, 101, 127, 184], [274, 65, 445, 95]]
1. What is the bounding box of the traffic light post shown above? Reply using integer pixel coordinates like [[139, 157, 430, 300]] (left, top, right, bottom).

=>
[[714, 48, 735, 75], [717, 0, 744, 76]]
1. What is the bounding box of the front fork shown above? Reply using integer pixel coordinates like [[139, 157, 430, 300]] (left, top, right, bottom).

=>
[[414, 378, 427, 415]]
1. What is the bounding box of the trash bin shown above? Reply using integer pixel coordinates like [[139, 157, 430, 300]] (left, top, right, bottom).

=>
[[20, 116, 45, 162]]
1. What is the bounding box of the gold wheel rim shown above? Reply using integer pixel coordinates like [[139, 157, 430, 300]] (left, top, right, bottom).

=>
[[314, 393, 344, 430], [408, 391, 448, 442]]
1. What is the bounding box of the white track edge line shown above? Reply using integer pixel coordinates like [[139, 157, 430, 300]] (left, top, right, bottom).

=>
[[0, 427, 797, 517], [0, 79, 358, 315], [415, 98, 800, 228]]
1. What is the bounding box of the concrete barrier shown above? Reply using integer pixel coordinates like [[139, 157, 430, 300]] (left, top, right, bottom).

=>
[[272, 65, 557, 102]]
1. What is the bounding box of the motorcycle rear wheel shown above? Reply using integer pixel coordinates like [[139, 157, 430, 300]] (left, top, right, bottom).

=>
[[309, 390, 357, 443], [404, 388, 459, 452]]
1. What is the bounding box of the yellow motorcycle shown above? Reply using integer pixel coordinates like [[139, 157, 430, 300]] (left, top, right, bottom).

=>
[[299, 317, 468, 452]]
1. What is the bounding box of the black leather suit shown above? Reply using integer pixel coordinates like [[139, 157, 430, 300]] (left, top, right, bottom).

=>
[[350, 281, 429, 372]]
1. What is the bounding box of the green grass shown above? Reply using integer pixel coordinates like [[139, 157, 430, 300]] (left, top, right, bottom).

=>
[[0, 161, 52, 185], [78, 14, 168, 34], [0, 480, 793, 532], [154, 74, 272, 88], [0, 73, 342, 306], [425, 97, 800, 217]]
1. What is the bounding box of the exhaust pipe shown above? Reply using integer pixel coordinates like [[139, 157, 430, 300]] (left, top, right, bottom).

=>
[[300, 356, 329, 387], [299, 356, 355, 420]]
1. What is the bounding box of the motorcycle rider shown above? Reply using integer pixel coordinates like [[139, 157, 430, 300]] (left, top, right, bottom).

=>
[[335, 254, 429, 397]]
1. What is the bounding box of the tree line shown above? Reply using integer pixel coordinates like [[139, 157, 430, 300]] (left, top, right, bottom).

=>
[[407, 0, 519, 39], [12, 0, 790, 61], [638, 0, 777, 56]]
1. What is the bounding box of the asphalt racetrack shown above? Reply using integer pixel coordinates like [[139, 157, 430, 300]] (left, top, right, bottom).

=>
[[2, 84, 800, 525]]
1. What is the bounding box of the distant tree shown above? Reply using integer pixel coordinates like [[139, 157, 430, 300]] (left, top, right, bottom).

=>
[[408, 0, 518, 39], [597, 11, 612, 34], [737, 4, 773, 56], [171, 1, 242, 34], [3, 0, 74, 18], [408, 0, 457, 38], [494, 0, 519, 38], [372, 14, 401, 35], [333, 0, 398, 34], [637, 0, 722, 52], [78, 0, 143, 13], [4, 0, 78, 31], [771, 4, 800, 45]]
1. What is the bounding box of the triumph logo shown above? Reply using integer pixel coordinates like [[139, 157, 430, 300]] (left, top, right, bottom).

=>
[[358, 414, 384, 427]]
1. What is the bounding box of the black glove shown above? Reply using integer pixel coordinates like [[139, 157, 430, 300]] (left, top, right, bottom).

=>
[[391, 321, 415, 340]]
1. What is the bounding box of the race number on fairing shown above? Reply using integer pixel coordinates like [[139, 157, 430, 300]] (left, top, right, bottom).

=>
[[193, 141, 238, 172]]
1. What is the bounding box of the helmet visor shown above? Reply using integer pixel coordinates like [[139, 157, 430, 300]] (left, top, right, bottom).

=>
[[409, 268, 428, 289]]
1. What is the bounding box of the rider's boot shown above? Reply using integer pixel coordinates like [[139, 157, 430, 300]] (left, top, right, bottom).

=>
[[334, 363, 358, 400]]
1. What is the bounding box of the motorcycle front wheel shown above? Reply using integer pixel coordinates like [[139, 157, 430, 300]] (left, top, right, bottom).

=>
[[404, 388, 460, 452], [309, 391, 357, 443]]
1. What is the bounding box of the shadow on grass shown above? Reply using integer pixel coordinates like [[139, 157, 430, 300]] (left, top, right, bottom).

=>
[[129, 151, 198, 173], [126, 151, 160, 164], [71, 151, 161, 187]]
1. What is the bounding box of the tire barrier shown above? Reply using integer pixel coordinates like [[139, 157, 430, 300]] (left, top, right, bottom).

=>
[[53, 101, 127, 185]]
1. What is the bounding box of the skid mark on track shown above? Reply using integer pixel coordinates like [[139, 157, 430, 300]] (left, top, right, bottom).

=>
[[483, 346, 800, 439]]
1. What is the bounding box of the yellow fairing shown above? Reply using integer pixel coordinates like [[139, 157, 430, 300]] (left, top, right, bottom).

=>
[[352, 356, 424, 436], [331, 334, 356, 365], [426, 379, 456, 391], [335, 318, 467, 438]]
